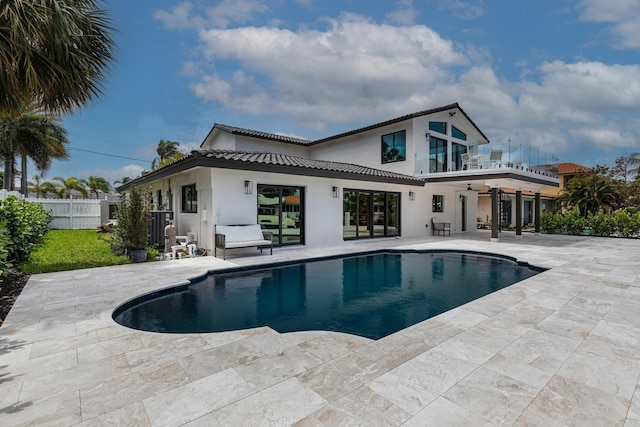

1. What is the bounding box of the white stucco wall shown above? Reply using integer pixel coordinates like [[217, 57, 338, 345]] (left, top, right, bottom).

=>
[[235, 137, 310, 157], [309, 122, 416, 177]]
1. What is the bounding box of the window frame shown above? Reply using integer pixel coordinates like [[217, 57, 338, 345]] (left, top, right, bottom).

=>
[[432, 194, 444, 213], [428, 121, 447, 135], [181, 183, 197, 213], [381, 130, 407, 164], [429, 136, 448, 173], [452, 125, 466, 140], [343, 189, 401, 240]]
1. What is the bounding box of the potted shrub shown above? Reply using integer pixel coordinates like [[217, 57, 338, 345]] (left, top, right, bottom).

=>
[[114, 186, 151, 262]]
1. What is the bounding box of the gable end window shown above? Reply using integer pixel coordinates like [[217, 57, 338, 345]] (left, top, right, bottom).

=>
[[181, 184, 197, 213], [381, 130, 406, 164], [452, 126, 466, 140], [428, 121, 447, 135]]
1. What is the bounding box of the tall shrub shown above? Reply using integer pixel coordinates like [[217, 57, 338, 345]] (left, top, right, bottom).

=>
[[0, 196, 51, 263], [112, 186, 150, 254]]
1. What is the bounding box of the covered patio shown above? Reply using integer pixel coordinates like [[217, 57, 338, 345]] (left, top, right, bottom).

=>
[[424, 167, 559, 241]]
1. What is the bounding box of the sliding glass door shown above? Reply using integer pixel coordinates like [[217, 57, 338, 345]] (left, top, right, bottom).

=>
[[257, 185, 304, 246], [343, 189, 401, 239]]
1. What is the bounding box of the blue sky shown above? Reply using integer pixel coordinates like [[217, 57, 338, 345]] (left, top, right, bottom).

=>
[[51, 0, 640, 185]]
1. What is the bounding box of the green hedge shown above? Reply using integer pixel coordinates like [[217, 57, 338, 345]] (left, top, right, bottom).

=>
[[541, 209, 640, 238], [0, 196, 52, 283]]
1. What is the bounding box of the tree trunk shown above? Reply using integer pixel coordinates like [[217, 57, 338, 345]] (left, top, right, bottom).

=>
[[20, 154, 27, 195], [3, 153, 13, 191]]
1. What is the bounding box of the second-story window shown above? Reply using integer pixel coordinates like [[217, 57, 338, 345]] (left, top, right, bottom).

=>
[[381, 130, 407, 164]]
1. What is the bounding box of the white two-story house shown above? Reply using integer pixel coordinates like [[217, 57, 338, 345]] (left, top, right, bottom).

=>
[[118, 103, 558, 254]]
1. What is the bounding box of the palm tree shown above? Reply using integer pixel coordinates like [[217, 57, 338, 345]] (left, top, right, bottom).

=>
[[28, 175, 60, 198], [152, 140, 182, 170], [0, 0, 115, 114], [53, 176, 88, 199], [0, 104, 69, 193], [86, 175, 111, 198], [558, 172, 622, 216], [113, 177, 131, 187]]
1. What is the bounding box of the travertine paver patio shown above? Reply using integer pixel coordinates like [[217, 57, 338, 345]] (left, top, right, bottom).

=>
[[1, 232, 640, 426]]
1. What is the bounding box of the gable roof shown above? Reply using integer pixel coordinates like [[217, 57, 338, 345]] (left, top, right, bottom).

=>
[[116, 149, 425, 191], [311, 102, 490, 145], [205, 102, 490, 148], [212, 124, 312, 146]]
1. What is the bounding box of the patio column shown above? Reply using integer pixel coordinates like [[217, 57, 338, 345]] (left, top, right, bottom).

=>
[[515, 190, 522, 237], [491, 187, 499, 241], [534, 192, 541, 233]]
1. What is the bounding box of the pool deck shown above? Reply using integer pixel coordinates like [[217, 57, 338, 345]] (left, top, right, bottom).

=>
[[1, 232, 640, 426]]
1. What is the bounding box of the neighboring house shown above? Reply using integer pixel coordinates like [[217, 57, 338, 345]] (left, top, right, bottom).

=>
[[117, 103, 559, 253], [540, 162, 591, 197]]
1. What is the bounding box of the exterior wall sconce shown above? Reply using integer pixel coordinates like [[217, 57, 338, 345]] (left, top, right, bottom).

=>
[[332, 186, 340, 198], [409, 191, 416, 200], [244, 180, 253, 195]]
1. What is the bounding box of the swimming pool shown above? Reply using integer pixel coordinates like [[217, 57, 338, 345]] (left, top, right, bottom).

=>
[[113, 250, 542, 340]]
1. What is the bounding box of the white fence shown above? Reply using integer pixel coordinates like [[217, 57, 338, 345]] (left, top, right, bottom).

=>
[[0, 190, 108, 229]]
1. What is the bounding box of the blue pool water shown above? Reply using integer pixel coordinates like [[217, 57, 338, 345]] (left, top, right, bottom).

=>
[[113, 251, 542, 340]]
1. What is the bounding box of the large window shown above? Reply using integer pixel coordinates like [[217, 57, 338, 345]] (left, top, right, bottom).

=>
[[381, 130, 406, 164], [343, 190, 400, 239], [429, 121, 447, 134], [429, 136, 447, 173], [258, 185, 303, 246], [181, 184, 197, 213], [452, 142, 466, 171]]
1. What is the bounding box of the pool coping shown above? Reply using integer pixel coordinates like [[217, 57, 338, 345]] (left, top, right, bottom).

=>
[[112, 248, 546, 338], [1, 232, 640, 425]]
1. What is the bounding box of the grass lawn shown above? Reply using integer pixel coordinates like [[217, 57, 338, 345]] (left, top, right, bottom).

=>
[[20, 229, 133, 274]]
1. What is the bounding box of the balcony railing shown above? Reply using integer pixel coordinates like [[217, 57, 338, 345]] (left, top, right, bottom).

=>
[[414, 149, 558, 178]]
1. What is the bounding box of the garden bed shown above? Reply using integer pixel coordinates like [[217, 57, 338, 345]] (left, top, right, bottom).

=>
[[0, 269, 29, 325]]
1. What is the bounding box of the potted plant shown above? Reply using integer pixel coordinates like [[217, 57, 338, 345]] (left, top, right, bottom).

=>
[[114, 186, 151, 262]]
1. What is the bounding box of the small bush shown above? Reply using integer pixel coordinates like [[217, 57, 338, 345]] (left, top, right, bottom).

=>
[[614, 209, 640, 238], [0, 222, 13, 285], [540, 212, 563, 234], [587, 212, 615, 237], [563, 207, 586, 235]]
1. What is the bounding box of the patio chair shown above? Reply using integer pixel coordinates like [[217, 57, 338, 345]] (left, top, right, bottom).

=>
[[461, 153, 470, 170], [489, 150, 503, 168]]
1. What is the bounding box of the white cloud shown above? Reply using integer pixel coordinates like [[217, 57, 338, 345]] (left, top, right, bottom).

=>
[[162, 9, 639, 161], [153, 2, 195, 30], [192, 14, 466, 125], [154, 0, 269, 30], [434, 0, 485, 20], [205, 0, 269, 28], [578, 0, 640, 49], [386, 0, 419, 25]]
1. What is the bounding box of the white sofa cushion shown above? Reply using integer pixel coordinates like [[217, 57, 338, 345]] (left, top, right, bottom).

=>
[[216, 225, 265, 242], [224, 239, 271, 249]]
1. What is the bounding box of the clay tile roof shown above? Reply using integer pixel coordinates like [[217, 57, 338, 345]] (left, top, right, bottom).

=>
[[196, 149, 425, 184], [557, 162, 591, 174], [213, 124, 312, 146]]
